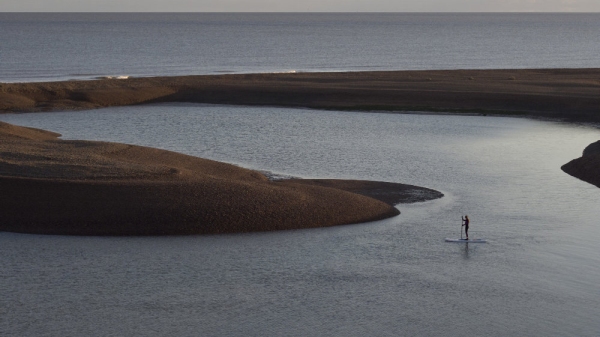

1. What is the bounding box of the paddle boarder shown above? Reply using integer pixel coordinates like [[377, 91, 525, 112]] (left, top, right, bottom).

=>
[[462, 215, 469, 240]]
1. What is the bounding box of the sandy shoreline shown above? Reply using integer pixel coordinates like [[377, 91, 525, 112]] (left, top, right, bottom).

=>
[[0, 121, 442, 236], [1, 68, 599, 235], [1, 68, 600, 122]]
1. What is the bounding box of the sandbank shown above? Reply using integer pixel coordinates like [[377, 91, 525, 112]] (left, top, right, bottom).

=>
[[562, 140, 600, 188], [1, 68, 599, 122], [0, 121, 442, 236]]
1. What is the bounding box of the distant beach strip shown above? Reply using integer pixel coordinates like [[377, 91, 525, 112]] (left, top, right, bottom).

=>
[[1, 69, 599, 122]]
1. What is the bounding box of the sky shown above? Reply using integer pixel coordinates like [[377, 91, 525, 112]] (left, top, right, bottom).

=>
[[1, 0, 599, 12]]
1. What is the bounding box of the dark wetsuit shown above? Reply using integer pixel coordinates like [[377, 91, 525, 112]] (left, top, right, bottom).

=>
[[463, 217, 469, 239]]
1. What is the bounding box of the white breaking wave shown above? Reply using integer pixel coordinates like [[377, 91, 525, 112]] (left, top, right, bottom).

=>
[[270, 70, 297, 74], [98, 75, 130, 80]]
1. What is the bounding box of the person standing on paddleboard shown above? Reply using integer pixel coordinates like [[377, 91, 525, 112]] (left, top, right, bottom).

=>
[[462, 215, 469, 240]]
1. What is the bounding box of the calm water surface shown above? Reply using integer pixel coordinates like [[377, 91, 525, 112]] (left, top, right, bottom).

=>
[[1, 13, 600, 82], [1, 105, 599, 336]]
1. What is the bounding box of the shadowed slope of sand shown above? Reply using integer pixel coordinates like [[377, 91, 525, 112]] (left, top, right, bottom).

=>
[[0, 121, 444, 236], [1, 69, 599, 122], [562, 140, 600, 188]]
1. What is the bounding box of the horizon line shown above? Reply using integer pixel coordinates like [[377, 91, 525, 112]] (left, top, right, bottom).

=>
[[1, 11, 600, 13]]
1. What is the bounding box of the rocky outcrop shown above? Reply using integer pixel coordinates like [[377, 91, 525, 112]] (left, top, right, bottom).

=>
[[561, 140, 600, 188]]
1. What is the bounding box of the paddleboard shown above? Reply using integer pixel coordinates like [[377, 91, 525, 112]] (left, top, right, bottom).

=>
[[445, 238, 487, 243]]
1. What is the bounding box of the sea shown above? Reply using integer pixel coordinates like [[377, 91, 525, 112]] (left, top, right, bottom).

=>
[[1, 13, 600, 82], [1, 13, 600, 337]]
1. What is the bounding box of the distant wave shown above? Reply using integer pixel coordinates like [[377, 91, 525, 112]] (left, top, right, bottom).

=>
[[258, 170, 299, 181], [212, 70, 298, 75], [97, 75, 130, 80]]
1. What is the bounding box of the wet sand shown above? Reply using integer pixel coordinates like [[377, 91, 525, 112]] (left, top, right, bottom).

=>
[[1, 68, 600, 122], [0, 121, 442, 236]]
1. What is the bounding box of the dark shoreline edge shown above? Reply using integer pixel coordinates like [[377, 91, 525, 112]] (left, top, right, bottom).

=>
[[280, 179, 444, 205]]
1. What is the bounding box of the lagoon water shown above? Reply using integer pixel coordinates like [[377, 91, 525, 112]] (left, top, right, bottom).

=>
[[1, 13, 600, 82], [2, 11, 600, 336], [1, 105, 599, 336]]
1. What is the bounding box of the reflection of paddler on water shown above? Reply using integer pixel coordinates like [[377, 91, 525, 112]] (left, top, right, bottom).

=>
[[462, 215, 470, 240]]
